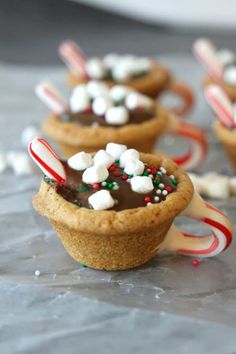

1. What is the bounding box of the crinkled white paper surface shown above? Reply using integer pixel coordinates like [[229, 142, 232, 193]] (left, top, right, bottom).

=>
[[0, 57, 236, 354]]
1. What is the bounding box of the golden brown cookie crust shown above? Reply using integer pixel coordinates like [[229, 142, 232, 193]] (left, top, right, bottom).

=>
[[43, 104, 169, 157], [203, 76, 236, 102], [33, 152, 193, 269], [66, 62, 171, 98], [214, 120, 236, 170]]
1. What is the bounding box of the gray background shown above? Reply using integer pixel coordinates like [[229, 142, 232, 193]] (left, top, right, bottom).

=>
[[0, 1, 236, 354]]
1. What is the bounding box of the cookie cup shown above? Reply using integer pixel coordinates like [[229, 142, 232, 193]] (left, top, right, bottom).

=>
[[67, 63, 171, 98], [43, 105, 168, 158], [33, 152, 193, 270], [214, 120, 236, 171]]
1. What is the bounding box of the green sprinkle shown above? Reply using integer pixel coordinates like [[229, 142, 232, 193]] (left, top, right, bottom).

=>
[[142, 171, 149, 176], [172, 179, 177, 185], [78, 184, 90, 193], [153, 179, 160, 185], [108, 183, 113, 189], [115, 160, 120, 165]]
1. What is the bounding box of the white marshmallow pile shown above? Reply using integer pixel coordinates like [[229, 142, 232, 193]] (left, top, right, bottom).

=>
[[189, 172, 236, 199], [0, 151, 34, 176], [85, 54, 151, 82], [67, 142, 169, 210], [68, 82, 154, 126]]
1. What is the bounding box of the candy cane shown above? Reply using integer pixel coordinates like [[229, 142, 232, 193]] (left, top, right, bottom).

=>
[[28, 137, 66, 183], [35, 82, 68, 115], [164, 115, 207, 171], [59, 40, 88, 78], [193, 38, 223, 81], [205, 85, 234, 128], [161, 189, 233, 257]]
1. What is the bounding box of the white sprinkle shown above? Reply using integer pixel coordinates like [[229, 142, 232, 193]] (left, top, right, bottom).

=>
[[154, 196, 160, 202], [169, 175, 175, 179], [160, 167, 167, 174], [101, 181, 107, 187], [35, 270, 41, 277], [147, 202, 153, 207], [113, 183, 119, 190], [162, 190, 168, 196], [159, 183, 164, 189], [156, 189, 162, 195]]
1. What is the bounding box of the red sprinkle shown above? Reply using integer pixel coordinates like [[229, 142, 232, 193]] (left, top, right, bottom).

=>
[[192, 259, 200, 267], [121, 174, 128, 180], [151, 168, 157, 175], [113, 171, 121, 177], [92, 183, 100, 190], [84, 107, 92, 114], [108, 164, 117, 172], [166, 186, 172, 192], [144, 196, 151, 203]]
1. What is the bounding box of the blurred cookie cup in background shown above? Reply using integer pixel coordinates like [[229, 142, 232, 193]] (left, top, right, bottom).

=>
[[36, 81, 207, 171], [59, 40, 194, 115]]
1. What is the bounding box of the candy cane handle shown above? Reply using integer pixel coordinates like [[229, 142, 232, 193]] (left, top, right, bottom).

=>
[[160, 189, 233, 257], [165, 114, 208, 171], [165, 80, 194, 116]]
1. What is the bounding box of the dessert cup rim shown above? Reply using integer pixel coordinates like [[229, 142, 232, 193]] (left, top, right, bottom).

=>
[[33, 152, 194, 236]]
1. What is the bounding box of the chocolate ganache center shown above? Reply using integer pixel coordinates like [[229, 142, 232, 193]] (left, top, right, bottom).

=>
[[44, 160, 177, 211], [60, 109, 155, 127]]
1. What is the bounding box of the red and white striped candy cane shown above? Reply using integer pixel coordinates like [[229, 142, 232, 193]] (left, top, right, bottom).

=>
[[28, 137, 66, 184], [205, 85, 234, 128], [35, 82, 68, 115], [160, 189, 233, 257], [162, 114, 208, 171], [193, 38, 223, 81], [59, 40, 88, 78]]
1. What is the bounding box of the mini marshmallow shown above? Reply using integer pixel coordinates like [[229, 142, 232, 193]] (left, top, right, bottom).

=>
[[133, 57, 151, 72], [188, 173, 206, 194], [109, 85, 134, 102], [85, 57, 107, 80], [105, 106, 129, 125], [68, 151, 93, 171], [92, 96, 113, 116], [82, 164, 108, 184], [223, 65, 236, 85], [202, 173, 230, 199], [130, 176, 154, 194], [0, 153, 8, 173], [103, 53, 120, 69], [125, 92, 153, 110], [93, 149, 115, 168], [106, 143, 127, 160], [7, 151, 33, 175], [217, 49, 236, 67], [86, 81, 109, 98], [124, 158, 144, 176], [69, 85, 90, 113], [112, 60, 133, 82], [229, 177, 236, 195], [120, 149, 140, 168], [88, 189, 115, 210], [21, 125, 41, 147]]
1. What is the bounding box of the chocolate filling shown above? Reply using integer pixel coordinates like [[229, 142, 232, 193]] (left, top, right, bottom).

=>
[[60, 109, 155, 127], [45, 161, 177, 211]]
